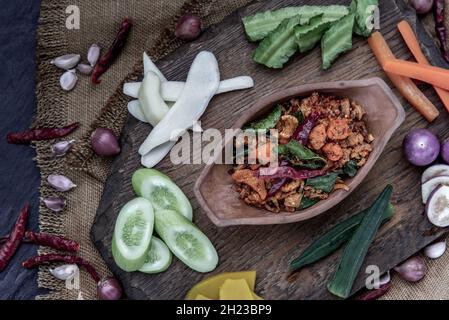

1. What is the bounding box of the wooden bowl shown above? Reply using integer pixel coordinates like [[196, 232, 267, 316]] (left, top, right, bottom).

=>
[[194, 78, 405, 227]]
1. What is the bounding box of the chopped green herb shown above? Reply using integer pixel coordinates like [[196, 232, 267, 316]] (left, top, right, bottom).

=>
[[245, 105, 282, 131], [306, 173, 339, 193], [299, 197, 319, 210], [343, 160, 358, 178], [278, 140, 327, 169]]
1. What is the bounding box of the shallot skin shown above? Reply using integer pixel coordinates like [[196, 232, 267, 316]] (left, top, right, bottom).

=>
[[97, 277, 123, 300], [90, 128, 121, 156]]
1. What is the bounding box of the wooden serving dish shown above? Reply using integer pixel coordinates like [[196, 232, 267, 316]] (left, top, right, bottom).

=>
[[194, 78, 405, 226]]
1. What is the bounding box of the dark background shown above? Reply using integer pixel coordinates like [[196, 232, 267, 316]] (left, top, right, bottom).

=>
[[0, 0, 45, 299]]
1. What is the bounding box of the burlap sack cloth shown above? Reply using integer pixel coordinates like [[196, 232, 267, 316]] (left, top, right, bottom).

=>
[[34, 0, 449, 300]]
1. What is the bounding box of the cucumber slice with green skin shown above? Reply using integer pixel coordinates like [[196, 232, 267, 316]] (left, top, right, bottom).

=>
[[112, 197, 154, 272], [242, 5, 349, 42], [321, 13, 355, 70], [139, 236, 172, 274], [155, 209, 218, 273], [353, 0, 378, 37], [294, 15, 332, 53], [132, 169, 193, 221], [253, 15, 301, 69]]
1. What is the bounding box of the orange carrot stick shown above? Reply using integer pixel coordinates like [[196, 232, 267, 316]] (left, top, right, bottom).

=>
[[368, 32, 439, 122], [383, 59, 449, 91], [398, 20, 449, 113]]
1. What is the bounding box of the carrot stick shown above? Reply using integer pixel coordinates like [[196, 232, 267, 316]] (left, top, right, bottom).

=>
[[383, 59, 449, 91], [368, 32, 439, 122], [398, 20, 449, 113]]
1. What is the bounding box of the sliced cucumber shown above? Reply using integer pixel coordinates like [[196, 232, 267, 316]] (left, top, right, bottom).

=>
[[294, 15, 332, 53], [155, 209, 218, 273], [242, 5, 349, 42], [321, 13, 355, 70], [132, 169, 193, 221], [253, 15, 301, 69], [112, 198, 154, 272], [139, 236, 172, 274]]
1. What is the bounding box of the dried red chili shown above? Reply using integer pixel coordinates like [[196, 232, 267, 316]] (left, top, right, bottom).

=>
[[0, 231, 80, 252], [91, 18, 133, 84], [7, 122, 79, 144], [293, 111, 320, 145], [22, 254, 100, 283], [0, 203, 29, 271], [355, 282, 391, 300]]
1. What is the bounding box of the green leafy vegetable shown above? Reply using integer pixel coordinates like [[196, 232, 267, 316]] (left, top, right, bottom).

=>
[[252, 16, 301, 69], [278, 140, 327, 169], [353, 0, 379, 37], [306, 173, 339, 193], [292, 110, 304, 123], [343, 160, 358, 178], [242, 5, 349, 42], [321, 13, 355, 70], [299, 197, 319, 210], [245, 105, 282, 130], [327, 185, 393, 299], [294, 15, 333, 53], [291, 203, 395, 271]]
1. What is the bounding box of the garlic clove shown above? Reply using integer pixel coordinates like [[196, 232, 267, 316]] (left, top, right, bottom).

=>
[[42, 196, 66, 212], [423, 240, 446, 259], [51, 140, 75, 157], [51, 54, 81, 70], [60, 70, 78, 91], [77, 63, 93, 75], [87, 44, 101, 67], [50, 264, 79, 281], [47, 174, 77, 192]]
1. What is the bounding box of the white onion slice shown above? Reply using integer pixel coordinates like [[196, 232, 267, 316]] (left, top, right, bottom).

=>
[[139, 51, 220, 156]]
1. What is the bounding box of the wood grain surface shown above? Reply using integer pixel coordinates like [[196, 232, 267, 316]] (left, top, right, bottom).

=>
[[92, 0, 449, 300]]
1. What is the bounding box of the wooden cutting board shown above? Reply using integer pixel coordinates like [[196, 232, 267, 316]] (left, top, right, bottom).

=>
[[92, 0, 449, 299]]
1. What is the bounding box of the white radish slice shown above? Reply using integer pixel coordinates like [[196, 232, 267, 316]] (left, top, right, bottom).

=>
[[422, 175, 449, 204], [161, 76, 254, 102], [138, 51, 220, 156], [123, 82, 140, 98], [143, 52, 167, 81], [138, 71, 170, 127], [426, 185, 449, 227], [124, 76, 254, 101], [423, 240, 446, 259], [127, 100, 148, 123], [422, 164, 449, 184], [141, 141, 176, 168]]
